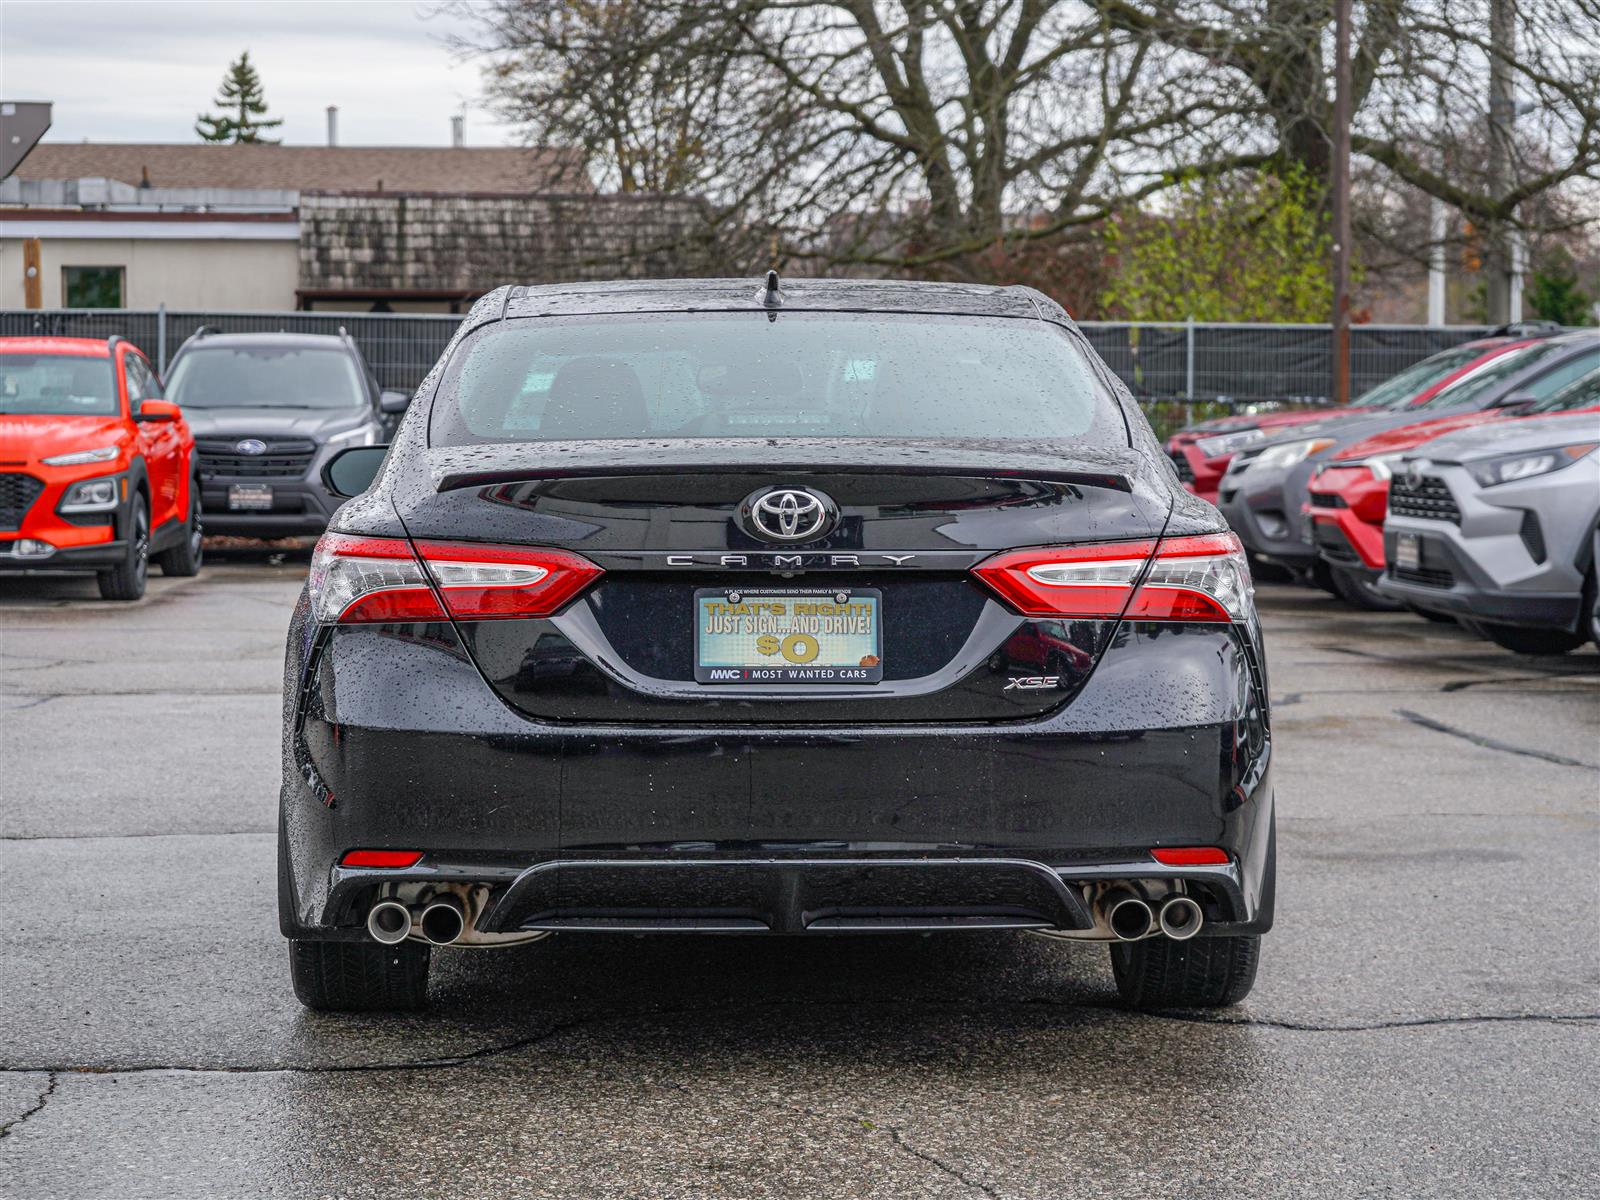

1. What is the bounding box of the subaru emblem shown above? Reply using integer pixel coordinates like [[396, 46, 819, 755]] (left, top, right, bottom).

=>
[[235, 438, 268, 455]]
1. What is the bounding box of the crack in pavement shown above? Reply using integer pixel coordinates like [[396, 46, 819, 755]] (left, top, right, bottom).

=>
[[885, 1124, 1000, 1198], [1395, 708, 1599, 769], [0, 829, 269, 843], [1442, 674, 1600, 693], [3, 1004, 1594, 1079], [0, 1071, 56, 1140]]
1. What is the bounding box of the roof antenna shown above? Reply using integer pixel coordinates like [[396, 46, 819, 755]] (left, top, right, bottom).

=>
[[763, 269, 782, 308]]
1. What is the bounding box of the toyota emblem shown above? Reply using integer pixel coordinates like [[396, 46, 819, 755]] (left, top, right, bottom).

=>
[[235, 438, 268, 455], [1403, 459, 1424, 488], [741, 486, 837, 543]]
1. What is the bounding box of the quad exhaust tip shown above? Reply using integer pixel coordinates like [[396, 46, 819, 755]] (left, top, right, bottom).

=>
[[420, 897, 466, 946], [1159, 895, 1204, 941], [367, 899, 412, 945]]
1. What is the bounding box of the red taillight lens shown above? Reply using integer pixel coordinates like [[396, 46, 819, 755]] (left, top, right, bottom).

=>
[[413, 541, 602, 620], [340, 849, 423, 868], [309, 533, 603, 624], [1151, 846, 1230, 866], [971, 533, 1252, 623]]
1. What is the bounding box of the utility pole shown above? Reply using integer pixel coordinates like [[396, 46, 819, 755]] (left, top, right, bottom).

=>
[[1485, 0, 1516, 323], [1331, 0, 1352, 405]]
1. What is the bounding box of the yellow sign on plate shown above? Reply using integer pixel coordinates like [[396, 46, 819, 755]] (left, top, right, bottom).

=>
[[695, 588, 882, 683]]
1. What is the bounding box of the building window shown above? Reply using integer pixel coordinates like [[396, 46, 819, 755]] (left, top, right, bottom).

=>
[[63, 266, 125, 308]]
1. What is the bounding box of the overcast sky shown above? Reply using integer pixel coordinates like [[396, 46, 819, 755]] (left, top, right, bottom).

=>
[[1, 0, 518, 146]]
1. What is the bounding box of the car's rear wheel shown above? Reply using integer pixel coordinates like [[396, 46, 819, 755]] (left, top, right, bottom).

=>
[[1109, 934, 1260, 1010], [1470, 620, 1587, 656], [155, 482, 204, 577], [1329, 565, 1404, 611], [97, 492, 149, 601], [289, 938, 431, 1012]]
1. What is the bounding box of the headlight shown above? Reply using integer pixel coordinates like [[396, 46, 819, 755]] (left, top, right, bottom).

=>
[[43, 445, 119, 467], [1195, 429, 1265, 458], [1466, 442, 1598, 488], [1253, 437, 1337, 471], [324, 426, 379, 449], [58, 476, 121, 513]]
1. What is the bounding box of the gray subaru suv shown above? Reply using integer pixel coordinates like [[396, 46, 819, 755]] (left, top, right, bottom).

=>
[[164, 330, 409, 538]]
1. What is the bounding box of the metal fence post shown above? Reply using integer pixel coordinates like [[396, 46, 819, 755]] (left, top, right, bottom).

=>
[[1184, 317, 1196, 400], [157, 303, 167, 376]]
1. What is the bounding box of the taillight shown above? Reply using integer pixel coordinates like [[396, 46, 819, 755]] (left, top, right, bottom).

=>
[[308, 533, 602, 623], [971, 532, 1252, 622]]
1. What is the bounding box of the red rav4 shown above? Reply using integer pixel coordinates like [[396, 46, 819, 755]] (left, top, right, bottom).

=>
[[0, 336, 201, 600]]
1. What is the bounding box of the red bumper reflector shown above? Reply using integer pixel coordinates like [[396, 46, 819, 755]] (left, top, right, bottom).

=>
[[1151, 847, 1230, 866], [340, 849, 423, 869]]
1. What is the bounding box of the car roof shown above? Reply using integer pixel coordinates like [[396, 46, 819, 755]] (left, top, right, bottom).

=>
[[500, 277, 1053, 321], [0, 336, 112, 357], [179, 332, 350, 351]]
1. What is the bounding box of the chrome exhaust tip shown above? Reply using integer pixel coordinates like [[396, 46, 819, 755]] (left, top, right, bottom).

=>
[[420, 897, 466, 946], [1101, 890, 1154, 941], [367, 899, 412, 945], [1159, 895, 1204, 941]]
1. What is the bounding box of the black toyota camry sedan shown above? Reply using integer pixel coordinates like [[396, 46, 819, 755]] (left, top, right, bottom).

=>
[[279, 277, 1275, 1012]]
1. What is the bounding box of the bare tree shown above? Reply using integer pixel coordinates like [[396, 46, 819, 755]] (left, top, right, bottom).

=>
[[458, 0, 1599, 304], [458, 1, 1266, 273]]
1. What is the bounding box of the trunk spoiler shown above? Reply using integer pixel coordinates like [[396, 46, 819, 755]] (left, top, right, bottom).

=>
[[428, 438, 1138, 494]]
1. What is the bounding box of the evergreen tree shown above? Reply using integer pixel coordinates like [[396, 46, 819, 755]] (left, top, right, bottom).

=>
[[195, 52, 283, 144], [1526, 249, 1595, 326]]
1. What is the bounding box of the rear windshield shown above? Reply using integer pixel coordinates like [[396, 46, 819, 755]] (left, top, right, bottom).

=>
[[429, 313, 1120, 446], [0, 353, 117, 416], [167, 346, 365, 410]]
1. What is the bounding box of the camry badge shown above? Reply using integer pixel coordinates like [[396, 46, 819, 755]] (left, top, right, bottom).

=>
[[235, 438, 268, 455], [742, 486, 837, 543]]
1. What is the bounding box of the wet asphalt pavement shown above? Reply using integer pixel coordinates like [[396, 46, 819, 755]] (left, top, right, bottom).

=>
[[1, 555, 1596, 1199]]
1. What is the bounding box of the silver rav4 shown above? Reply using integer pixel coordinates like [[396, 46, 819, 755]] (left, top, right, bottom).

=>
[[1379, 395, 1600, 655]]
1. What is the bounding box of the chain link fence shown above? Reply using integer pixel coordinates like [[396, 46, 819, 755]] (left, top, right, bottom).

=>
[[2, 307, 1494, 439]]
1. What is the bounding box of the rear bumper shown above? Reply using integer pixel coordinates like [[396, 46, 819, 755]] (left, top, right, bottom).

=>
[[309, 846, 1272, 940], [280, 609, 1276, 943]]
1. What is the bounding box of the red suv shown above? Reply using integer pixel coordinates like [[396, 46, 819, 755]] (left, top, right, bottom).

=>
[[0, 336, 201, 600]]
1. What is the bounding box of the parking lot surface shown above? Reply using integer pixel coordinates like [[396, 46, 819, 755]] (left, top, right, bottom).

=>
[[2, 557, 1596, 1199]]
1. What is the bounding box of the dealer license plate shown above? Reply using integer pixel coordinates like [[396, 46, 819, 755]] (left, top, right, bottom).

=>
[[695, 588, 882, 683], [228, 483, 273, 511], [1395, 533, 1421, 572]]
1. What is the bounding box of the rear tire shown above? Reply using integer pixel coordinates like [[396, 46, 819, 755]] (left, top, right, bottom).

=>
[[289, 938, 431, 1012], [1110, 934, 1261, 1010], [1472, 621, 1586, 656], [155, 483, 203, 576], [1329, 564, 1404, 611], [97, 493, 149, 601]]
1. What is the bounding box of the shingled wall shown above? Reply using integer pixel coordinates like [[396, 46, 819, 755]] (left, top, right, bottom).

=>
[[297, 191, 716, 292]]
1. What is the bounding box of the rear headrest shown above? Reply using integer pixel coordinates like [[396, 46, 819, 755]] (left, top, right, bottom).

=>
[[542, 357, 647, 439]]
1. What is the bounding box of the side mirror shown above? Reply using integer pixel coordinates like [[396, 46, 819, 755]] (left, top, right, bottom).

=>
[[378, 390, 411, 415], [136, 399, 181, 422], [323, 445, 390, 498]]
